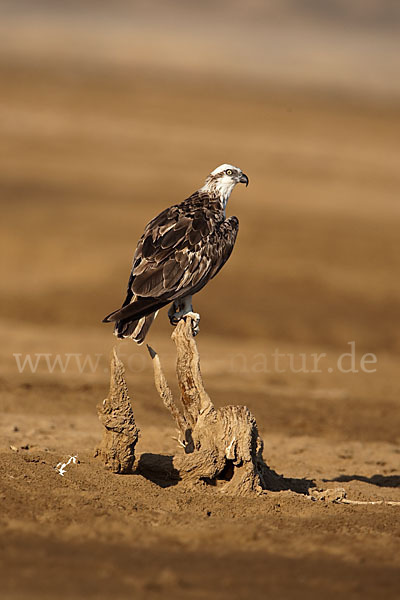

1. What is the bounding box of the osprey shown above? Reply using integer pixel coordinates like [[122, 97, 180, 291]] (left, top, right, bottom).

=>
[[103, 164, 248, 343]]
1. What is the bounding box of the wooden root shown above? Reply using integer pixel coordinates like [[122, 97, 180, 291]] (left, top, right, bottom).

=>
[[147, 316, 270, 496], [95, 348, 139, 473]]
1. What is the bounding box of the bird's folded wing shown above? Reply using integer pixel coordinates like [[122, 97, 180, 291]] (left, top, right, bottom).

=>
[[128, 202, 238, 301]]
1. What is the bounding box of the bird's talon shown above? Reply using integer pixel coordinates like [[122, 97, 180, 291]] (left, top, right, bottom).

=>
[[169, 311, 200, 334], [183, 312, 200, 336], [184, 311, 200, 323]]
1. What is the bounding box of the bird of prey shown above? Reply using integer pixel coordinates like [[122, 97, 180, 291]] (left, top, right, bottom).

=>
[[103, 164, 249, 343]]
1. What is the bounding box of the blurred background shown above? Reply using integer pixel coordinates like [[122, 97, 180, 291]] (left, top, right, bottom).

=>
[[1, 0, 400, 360], [2, 4, 400, 598]]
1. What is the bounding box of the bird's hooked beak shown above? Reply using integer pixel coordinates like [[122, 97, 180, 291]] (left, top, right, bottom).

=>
[[239, 173, 249, 187]]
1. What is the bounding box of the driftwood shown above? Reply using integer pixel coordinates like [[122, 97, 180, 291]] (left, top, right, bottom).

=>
[[95, 348, 139, 473], [147, 316, 270, 495], [96, 326, 400, 505]]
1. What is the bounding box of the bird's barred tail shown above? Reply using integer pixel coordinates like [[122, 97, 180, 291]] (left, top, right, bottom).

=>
[[114, 311, 158, 345]]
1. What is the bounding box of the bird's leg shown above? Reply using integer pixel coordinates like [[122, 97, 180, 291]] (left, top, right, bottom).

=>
[[168, 296, 193, 324], [168, 301, 179, 325], [168, 295, 200, 336]]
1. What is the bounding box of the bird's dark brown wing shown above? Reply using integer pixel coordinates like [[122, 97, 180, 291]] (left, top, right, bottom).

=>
[[104, 193, 239, 323]]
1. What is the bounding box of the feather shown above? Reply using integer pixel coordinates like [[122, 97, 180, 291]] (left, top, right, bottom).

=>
[[142, 235, 156, 258], [133, 268, 164, 296], [163, 260, 183, 288], [114, 312, 158, 344]]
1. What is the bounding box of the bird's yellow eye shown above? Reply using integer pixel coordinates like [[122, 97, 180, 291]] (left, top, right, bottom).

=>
[[226, 169, 233, 176]]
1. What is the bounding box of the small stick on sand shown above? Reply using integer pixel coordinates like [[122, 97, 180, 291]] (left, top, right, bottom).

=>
[[309, 487, 400, 506]]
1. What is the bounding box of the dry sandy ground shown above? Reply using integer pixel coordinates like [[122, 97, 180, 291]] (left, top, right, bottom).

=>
[[1, 60, 400, 599]]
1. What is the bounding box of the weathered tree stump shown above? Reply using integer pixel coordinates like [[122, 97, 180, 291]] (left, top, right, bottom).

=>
[[147, 316, 270, 495], [95, 348, 139, 473]]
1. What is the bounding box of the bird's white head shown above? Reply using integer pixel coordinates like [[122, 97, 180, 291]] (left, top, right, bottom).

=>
[[200, 164, 249, 208]]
